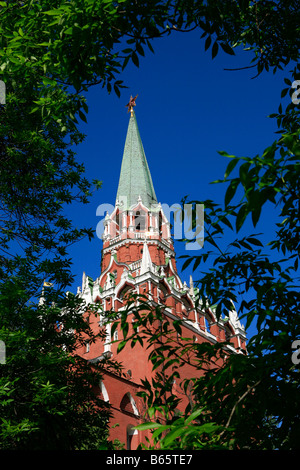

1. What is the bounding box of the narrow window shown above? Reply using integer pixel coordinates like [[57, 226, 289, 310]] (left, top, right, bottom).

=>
[[135, 210, 146, 231], [225, 327, 231, 342], [205, 317, 211, 333], [159, 212, 162, 234]]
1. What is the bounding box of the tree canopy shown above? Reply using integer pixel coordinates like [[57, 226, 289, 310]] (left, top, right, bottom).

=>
[[0, 0, 299, 449]]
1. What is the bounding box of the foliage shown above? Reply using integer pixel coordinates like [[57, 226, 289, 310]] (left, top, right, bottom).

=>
[[176, 61, 300, 449], [0, 285, 114, 449], [0, 0, 299, 450], [137, 409, 227, 450], [0, 0, 146, 449]]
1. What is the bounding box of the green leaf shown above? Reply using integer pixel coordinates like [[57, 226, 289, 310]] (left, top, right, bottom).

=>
[[225, 179, 239, 207], [251, 205, 261, 227], [78, 110, 87, 123], [146, 39, 155, 54], [122, 55, 130, 71], [212, 42, 219, 59], [110, 322, 118, 337], [42, 77, 56, 86], [220, 42, 235, 55], [182, 257, 194, 271], [117, 340, 127, 353], [205, 36, 211, 51], [132, 52, 139, 67], [114, 84, 121, 98], [184, 408, 203, 425], [136, 42, 145, 57], [236, 204, 248, 232], [247, 237, 263, 247], [224, 158, 239, 179], [161, 426, 184, 447], [193, 256, 201, 271], [136, 422, 161, 431], [173, 320, 182, 335], [43, 9, 62, 15], [239, 162, 250, 185]]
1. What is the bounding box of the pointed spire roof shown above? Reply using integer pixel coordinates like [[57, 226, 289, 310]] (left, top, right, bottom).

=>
[[116, 108, 157, 210], [140, 241, 154, 275]]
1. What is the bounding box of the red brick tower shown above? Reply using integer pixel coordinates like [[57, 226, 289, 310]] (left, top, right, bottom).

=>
[[76, 100, 247, 449]]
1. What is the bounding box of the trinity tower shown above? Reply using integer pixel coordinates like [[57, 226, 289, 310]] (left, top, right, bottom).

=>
[[76, 99, 247, 449]]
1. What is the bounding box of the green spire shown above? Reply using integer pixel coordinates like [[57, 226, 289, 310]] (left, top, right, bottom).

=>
[[116, 111, 157, 210]]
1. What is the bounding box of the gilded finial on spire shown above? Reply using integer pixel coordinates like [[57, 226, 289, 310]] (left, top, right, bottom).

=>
[[125, 94, 138, 116]]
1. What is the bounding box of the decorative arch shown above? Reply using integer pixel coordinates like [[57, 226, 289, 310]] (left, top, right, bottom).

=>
[[105, 206, 122, 239], [157, 281, 171, 304], [113, 208, 121, 232], [126, 424, 138, 450], [98, 252, 128, 289], [224, 323, 235, 342], [117, 282, 135, 301], [120, 392, 139, 416], [99, 380, 109, 403], [181, 295, 194, 318], [204, 309, 215, 334], [156, 208, 169, 234]]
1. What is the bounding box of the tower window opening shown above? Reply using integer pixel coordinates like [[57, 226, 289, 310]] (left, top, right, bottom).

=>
[[135, 210, 146, 231], [205, 317, 211, 333], [225, 326, 232, 342], [115, 211, 122, 232], [159, 212, 163, 234]]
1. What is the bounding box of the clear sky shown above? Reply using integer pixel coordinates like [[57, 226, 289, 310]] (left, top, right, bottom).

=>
[[65, 30, 290, 337]]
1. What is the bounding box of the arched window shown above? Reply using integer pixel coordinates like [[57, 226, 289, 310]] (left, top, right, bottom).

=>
[[204, 310, 215, 334], [159, 212, 163, 234], [135, 210, 146, 231], [126, 425, 138, 450], [205, 316, 211, 333], [158, 283, 168, 303], [225, 325, 233, 342], [120, 393, 139, 416], [116, 211, 123, 231], [182, 298, 192, 319], [118, 284, 133, 301], [104, 323, 111, 352], [99, 381, 109, 403]]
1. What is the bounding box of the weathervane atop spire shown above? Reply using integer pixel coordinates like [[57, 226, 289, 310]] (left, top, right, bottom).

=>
[[125, 94, 138, 116]]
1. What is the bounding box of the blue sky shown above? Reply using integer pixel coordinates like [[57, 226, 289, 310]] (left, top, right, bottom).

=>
[[65, 30, 290, 336]]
